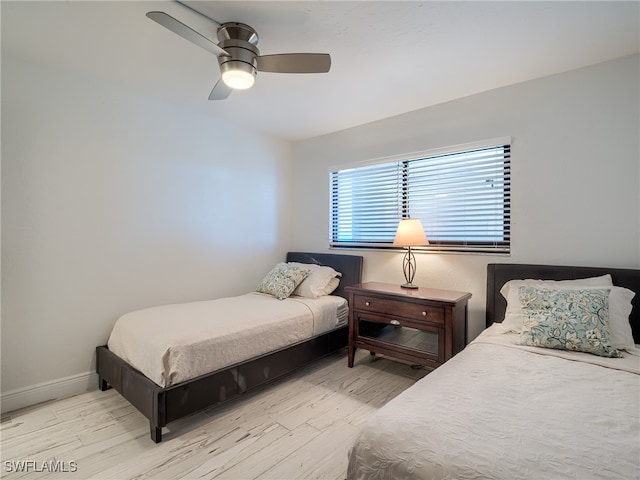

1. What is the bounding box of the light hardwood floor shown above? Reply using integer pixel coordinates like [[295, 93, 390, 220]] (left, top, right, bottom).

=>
[[1, 349, 429, 480]]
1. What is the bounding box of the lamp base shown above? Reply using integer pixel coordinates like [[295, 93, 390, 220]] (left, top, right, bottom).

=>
[[401, 247, 419, 289]]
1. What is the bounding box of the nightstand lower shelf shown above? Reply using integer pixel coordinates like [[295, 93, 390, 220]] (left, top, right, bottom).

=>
[[361, 324, 439, 353]]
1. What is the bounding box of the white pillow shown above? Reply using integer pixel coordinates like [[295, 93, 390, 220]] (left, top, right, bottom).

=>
[[289, 262, 342, 298], [499, 274, 613, 333], [319, 277, 340, 296], [608, 286, 636, 351]]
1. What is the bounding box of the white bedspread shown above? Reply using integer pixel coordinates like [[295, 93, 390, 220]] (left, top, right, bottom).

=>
[[108, 293, 347, 387], [347, 325, 640, 480]]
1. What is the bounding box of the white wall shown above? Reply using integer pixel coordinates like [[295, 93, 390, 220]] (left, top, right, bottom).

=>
[[1, 53, 293, 405], [292, 54, 640, 340]]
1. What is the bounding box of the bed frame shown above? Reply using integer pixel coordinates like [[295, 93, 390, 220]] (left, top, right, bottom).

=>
[[96, 252, 363, 443], [486, 263, 640, 343]]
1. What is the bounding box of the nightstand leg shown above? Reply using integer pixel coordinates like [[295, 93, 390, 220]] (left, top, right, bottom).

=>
[[348, 345, 356, 367]]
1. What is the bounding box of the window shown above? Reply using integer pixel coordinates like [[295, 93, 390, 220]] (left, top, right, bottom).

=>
[[329, 139, 511, 253]]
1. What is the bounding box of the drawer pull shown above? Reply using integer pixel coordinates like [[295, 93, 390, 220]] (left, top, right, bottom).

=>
[[422, 311, 428, 317], [365, 301, 371, 306], [390, 320, 400, 325]]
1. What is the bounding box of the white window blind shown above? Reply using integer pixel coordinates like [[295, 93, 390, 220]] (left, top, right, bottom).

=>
[[330, 141, 511, 253]]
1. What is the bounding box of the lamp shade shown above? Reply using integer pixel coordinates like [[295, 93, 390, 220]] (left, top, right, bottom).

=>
[[393, 219, 429, 247]]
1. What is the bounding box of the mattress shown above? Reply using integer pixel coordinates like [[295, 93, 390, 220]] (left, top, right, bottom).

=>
[[347, 325, 640, 480], [107, 292, 348, 387]]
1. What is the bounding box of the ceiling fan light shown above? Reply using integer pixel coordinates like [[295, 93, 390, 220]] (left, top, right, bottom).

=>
[[222, 70, 255, 89], [221, 61, 256, 90]]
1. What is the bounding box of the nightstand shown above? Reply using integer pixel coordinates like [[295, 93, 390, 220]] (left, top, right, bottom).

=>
[[346, 282, 471, 370]]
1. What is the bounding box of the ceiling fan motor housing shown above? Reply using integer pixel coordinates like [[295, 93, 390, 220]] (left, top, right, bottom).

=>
[[217, 22, 260, 81]]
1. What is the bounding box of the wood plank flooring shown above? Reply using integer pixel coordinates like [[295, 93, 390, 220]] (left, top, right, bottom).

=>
[[0, 349, 428, 480]]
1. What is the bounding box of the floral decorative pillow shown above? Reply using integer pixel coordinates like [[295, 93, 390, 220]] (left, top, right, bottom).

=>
[[517, 287, 621, 358], [499, 275, 613, 333], [256, 263, 310, 300]]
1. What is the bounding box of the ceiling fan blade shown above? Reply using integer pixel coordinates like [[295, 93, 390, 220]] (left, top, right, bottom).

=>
[[175, 1, 222, 28], [146, 12, 228, 58], [256, 53, 331, 73], [208, 79, 233, 100]]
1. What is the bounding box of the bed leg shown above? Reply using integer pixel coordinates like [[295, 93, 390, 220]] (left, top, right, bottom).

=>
[[150, 424, 162, 443], [98, 377, 110, 391]]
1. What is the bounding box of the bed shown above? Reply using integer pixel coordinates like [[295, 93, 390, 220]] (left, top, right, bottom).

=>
[[96, 251, 363, 443], [347, 263, 640, 480]]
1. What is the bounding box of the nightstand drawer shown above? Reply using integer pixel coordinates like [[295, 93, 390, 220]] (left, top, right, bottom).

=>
[[353, 295, 444, 324]]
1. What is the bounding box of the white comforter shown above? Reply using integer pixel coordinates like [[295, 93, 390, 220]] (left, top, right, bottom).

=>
[[347, 325, 640, 480], [108, 292, 347, 387]]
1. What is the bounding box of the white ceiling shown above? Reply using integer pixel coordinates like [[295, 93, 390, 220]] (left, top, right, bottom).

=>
[[2, 1, 639, 141]]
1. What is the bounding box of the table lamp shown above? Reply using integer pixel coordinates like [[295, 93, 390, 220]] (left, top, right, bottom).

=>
[[393, 218, 429, 289]]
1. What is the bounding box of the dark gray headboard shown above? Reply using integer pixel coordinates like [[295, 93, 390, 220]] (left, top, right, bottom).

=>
[[286, 252, 363, 300], [486, 263, 640, 343]]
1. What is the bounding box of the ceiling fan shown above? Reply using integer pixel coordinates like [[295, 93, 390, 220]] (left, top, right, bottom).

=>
[[146, 5, 331, 100]]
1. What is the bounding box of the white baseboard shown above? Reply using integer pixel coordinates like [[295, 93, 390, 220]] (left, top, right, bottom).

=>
[[1, 371, 98, 414]]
